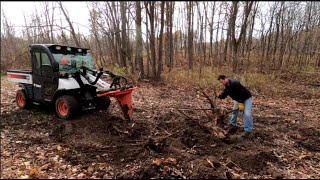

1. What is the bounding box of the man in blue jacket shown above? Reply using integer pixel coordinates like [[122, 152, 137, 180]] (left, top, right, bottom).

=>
[[217, 75, 253, 138]]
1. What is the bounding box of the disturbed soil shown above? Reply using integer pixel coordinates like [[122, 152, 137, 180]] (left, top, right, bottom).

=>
[[1, 73, 320, 179]]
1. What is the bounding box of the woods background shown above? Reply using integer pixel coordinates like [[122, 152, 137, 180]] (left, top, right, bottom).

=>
[[1, 1, 320, 80]]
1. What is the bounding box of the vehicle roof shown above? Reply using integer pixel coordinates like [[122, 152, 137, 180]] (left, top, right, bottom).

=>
[[29, 44, 89, 50], [29, 44, 90, 55]]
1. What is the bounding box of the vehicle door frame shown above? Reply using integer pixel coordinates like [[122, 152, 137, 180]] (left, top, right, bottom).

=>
[[30, 45, 59, 102]]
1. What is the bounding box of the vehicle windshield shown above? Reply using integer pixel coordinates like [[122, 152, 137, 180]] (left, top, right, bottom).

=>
[[52, 53, 95, 73]]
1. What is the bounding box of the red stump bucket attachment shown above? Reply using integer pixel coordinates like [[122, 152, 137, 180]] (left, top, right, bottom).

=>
[[97, 87, 135, 120]]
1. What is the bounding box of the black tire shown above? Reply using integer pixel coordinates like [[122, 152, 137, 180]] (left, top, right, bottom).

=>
[[55, 95, 79, 120], [96, 96, 111, 110], [16, 89, 30, 109]]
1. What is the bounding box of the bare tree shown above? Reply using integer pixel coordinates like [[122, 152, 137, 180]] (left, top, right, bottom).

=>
[[229, 1, 254, 72], [120, 2, 128, 67], [156, 2, 165, 80], [145, 2, 157, 78], [245, 2, 258, 70], [187, 1, 194, 70], [135, 1, 144, 78], [165, 1, 174, 71], [206, 2, 215, 62], [58, 1, 80, 46], [145, 8, 151, 77], [223, 2, 231, 64], [88, 4, 105, 68]]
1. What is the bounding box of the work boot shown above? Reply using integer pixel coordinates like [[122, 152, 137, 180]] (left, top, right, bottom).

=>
[[226, 125, 238, 135], [241, 131, 252, 139]]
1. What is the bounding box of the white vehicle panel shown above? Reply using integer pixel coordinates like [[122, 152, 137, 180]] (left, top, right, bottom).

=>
[[8, 71, 112, 92], [85, 73, 111, 91], [58, 74, 111, 91], [7, 72, 33, 84], [58, 78, 80, 90]]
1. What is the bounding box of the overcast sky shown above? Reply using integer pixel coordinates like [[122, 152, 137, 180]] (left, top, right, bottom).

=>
[[1, 1, 91, 35]]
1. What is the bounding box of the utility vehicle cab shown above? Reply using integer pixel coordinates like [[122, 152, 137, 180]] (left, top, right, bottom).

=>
[[8, 44, 135, 120], [29, 44, 95, 101]]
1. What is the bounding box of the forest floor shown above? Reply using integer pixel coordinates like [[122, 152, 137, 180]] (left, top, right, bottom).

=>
[[1, 72, 320, 179]]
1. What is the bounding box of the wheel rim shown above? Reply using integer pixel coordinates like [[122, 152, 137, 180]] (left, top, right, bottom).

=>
[[16, 92, 26, 107], [57, 99, 68, 117]]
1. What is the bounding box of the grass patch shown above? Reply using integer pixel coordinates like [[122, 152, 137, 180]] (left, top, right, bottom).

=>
[[303, 65, 318, 73], [162, 67, 276, 93], [162, 67, 222, 88], [236, 72, 277, 92], [108, 64, 127, 76]]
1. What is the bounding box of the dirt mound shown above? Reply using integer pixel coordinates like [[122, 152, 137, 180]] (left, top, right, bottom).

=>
[[186, 156, 228, 179], [231, 151, 280, 174], [180, 121, 213, 148]]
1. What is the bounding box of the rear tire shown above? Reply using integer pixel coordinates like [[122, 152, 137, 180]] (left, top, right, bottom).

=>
[[16, 89, 30, 109], [96, 96, 111, 110], [55, 95, 79, 120]]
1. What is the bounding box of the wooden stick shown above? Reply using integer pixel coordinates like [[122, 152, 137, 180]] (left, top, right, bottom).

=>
[[177, 109, 198, 121]]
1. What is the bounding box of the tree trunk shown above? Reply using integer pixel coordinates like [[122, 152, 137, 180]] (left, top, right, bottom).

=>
[[145, 2, 156, 78], [120, 2, 128, 67], [272, 13, 280, 70], [223, 11, 231, 64], [215, 5, 221, 65], [156, 2, 165, 80], [187, 2, 194, 70], [145, 7, 151, 77], [229, 1, 239, 72], [169, 2, 174, 71], [265, 6, 276, 71], [135, 1, 144, 78], [246, 2, 258, 70]]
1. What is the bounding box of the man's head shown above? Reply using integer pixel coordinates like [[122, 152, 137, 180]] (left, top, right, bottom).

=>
[[218, 75, 229, 86]]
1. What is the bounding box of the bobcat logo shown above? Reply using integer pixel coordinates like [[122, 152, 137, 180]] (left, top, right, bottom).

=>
[[60, 57, 69, 65]]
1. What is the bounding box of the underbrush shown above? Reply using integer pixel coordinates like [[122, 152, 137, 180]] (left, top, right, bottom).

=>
[[162, 67, 221, 87], [162, 67, 277, 94]]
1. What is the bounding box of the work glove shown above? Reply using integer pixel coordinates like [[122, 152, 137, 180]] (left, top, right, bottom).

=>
[[239, 103, 245, 111]]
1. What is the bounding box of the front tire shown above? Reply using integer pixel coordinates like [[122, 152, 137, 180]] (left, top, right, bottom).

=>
[[55, 95, 79, 120], [96, 96, 111, 110]]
